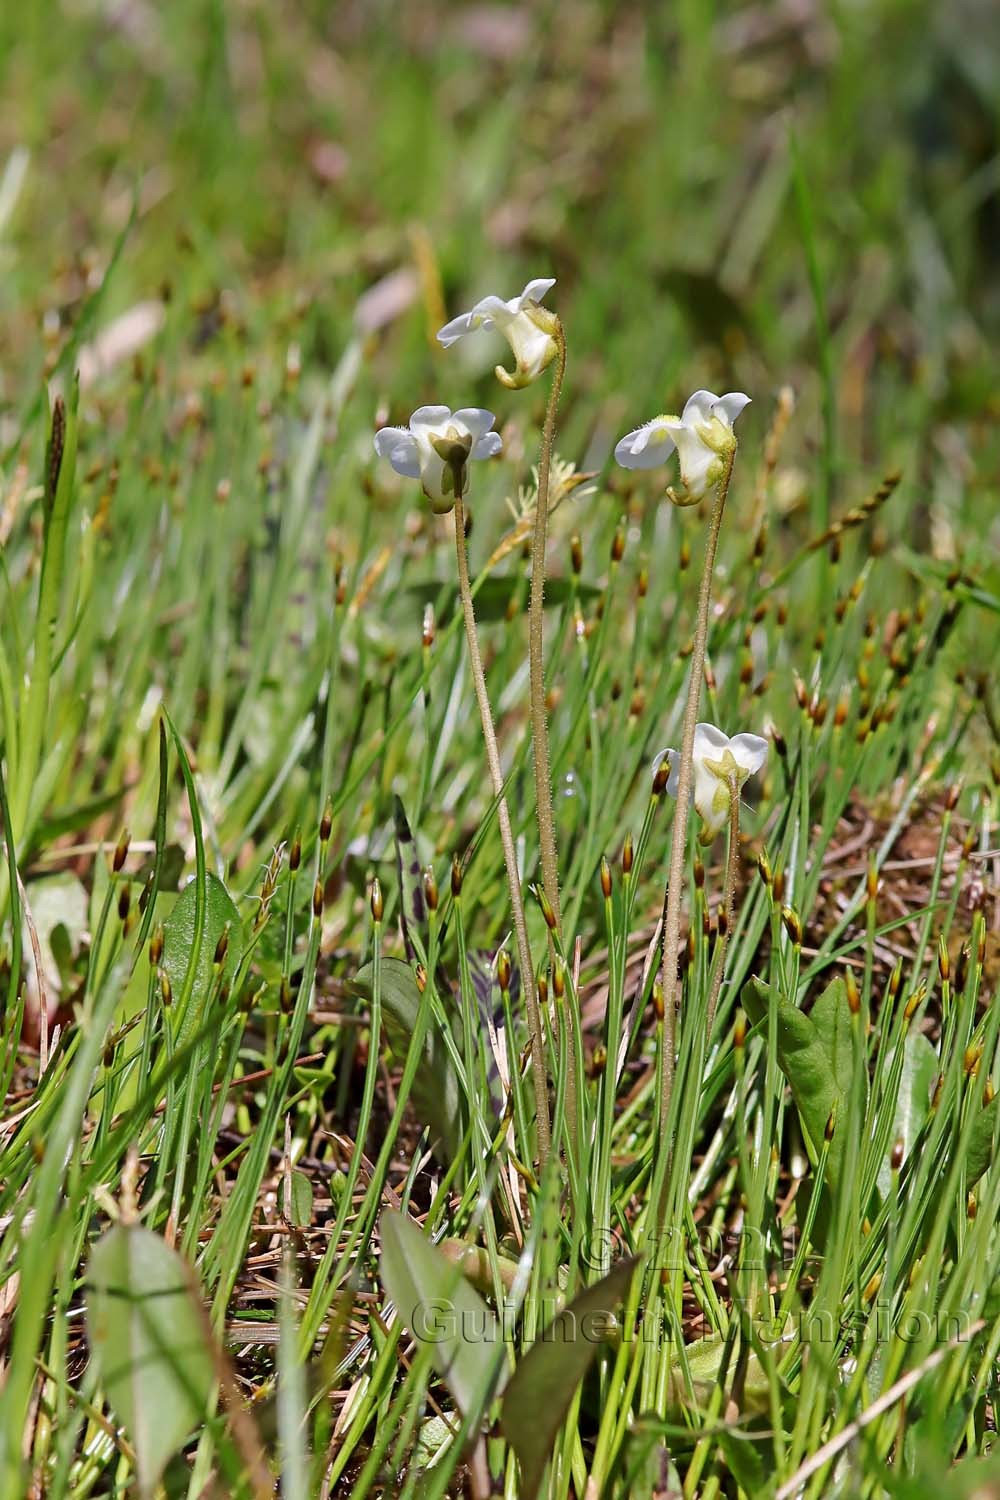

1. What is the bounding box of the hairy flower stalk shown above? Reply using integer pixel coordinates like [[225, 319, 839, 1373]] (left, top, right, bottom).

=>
[[452, 485, 552, 1167], [705, 778, 740, 1040], [656, 449, 735, 1127], [375, 407, 552, 1164], [436, 277, 566, 933], [529, 318, 567, 935], [617, 391, 752, 1140]]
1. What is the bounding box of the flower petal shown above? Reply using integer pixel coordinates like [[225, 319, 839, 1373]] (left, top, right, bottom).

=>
[[681, 389, 720, 424], [373, 426, 420, 480], [472, 431, 503, 459], [452, 407, 498, 443], [614, 419, 677, 470], [408, 405, 452, 437], [436, 312, 475, 348], [713, 392, 751, 427], [693, 722, 730, 757], [518, 276, 556, 308], [652, 748, 680, 799], [467, 294, 510, 327], [728, 732, 769, 778]]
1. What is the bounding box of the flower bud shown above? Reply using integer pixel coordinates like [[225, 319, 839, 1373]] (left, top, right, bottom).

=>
[[370, 878, 383, 923], [497, 949, 511, 993], [117, 885, 131, 923], [552, 963, 565, 1000], [160, 972, 173, 1008], [570, 534, 583, 576], [451, 854, 463, 898], [537, 885, 557, 931], [904, 984, 925, 1021], [611, 527, 625, 565], [149, 924, 164, 967], [422, 603, 435, 649], [781, 906, 802, 946], [312, 880, 324, 920], [289, 835, 301, 873], [319, 802, 333, 844], [890, 1138, 904, 1172], [652, 981, 665, 1022], [845, 969, 860, 1015], [621, 834, 634, 877], [213, 928, 229, 967], [734, 1010, 746, 1050], [653, 757, 670, 797], [866, 860, 878, 903], [600, 857, 612, 901], [112, 829, 130, 873], [589, 1043, 607, 1078], [757, 848, 772, 888], [955, 944, 969, 994]]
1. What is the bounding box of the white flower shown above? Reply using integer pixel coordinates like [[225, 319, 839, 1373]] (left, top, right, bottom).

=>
[[615, 390, 751, 503], [655, 722, 768, 843], [373, 405, 502, 513], [437, 277, 558, 389]]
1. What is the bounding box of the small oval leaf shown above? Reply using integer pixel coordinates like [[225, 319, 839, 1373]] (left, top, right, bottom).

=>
[[162, 872, 242, 1046], [501, 1257, 638, 1500], [87, 1224, 215, 1497], [281, 1169, 314, 1228], [379, 1209, 502, 1420]]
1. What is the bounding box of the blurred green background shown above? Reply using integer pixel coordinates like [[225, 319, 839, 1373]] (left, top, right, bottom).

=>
[[2, 0, 998, 467]]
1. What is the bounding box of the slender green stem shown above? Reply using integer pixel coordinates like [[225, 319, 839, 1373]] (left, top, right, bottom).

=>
[[529, 322, 567, 934], [657, 448, 737, 1134], [705, 780, 741, 1042], [453, 491, 551, 1168]]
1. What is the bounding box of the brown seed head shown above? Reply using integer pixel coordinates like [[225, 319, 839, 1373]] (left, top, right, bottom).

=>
[[112, 829, 130, 873]]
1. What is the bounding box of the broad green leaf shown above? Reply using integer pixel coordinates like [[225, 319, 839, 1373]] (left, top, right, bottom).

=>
[[501, 1257, 638, 1500], [412, 1413, 457, 1472], [22, 871, 88, 998], [281, 1169, 314, 1228], [667, 1333, 772, 1416], [87, 1224, 215, 1497], [379, 1210, 502, 1419], [742, 976, 861, 1243], [742, 978, 842, 1170], [809, 975, 857, 1104], [162, 872, 241, 1048], [877, 1031, 937, 1197], [354, 957, 463, 1165], [966, 1094, 998, 1186]]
